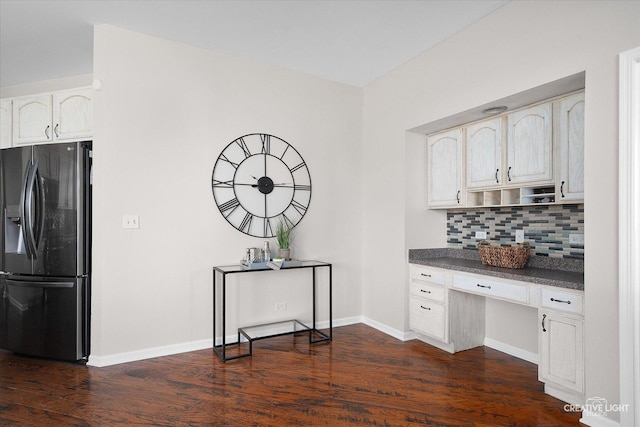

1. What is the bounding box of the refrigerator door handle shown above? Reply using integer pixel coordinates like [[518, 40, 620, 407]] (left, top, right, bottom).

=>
[[19, 160, 34, 258], [22, 159, 39, 259], [6, 278, 75, 288], [33, 162, 45, 252]]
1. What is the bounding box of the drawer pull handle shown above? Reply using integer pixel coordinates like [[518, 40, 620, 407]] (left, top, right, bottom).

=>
[[476, 284, 492, 289], [550, 298, 571, 305], [420, 273, 431, 277], [420, 305, 431, 311], [541, 314, 547, 332], [420, 289, 431, 294]]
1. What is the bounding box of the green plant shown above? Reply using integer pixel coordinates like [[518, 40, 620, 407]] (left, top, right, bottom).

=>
[[275, 216, 294, 249]]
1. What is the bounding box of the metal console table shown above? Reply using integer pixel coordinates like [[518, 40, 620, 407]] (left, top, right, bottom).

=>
[[212, 260, 332, 362]]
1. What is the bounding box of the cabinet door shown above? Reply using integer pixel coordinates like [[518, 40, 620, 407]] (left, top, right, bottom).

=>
[[556, 92, 584, 201], [53, 89, 93, 141], [12, 95, 53, 145], [539, 310, 584, 394], [466, 117, 502, 188], [0, 99, 11, 148], [507, 103, 552, 184], [427, 128, 463, 208]]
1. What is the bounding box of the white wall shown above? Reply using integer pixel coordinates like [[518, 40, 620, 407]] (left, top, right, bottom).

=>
[[363, 0, 640, 422], [90, 25, 363, 363]]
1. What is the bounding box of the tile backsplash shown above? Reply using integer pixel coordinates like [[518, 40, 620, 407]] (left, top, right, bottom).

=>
[[447, 204, 584, 259]]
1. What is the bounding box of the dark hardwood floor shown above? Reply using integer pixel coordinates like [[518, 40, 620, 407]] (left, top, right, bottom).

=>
[[0, 323, 583, 426]]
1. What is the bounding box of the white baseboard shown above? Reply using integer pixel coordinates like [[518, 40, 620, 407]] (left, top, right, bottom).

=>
[[88, 315, 366, 367], [89, 320, 534, 368], [88, 338, 213, 367], [361, 316, 414, 341], [483, 337, 538, 364]]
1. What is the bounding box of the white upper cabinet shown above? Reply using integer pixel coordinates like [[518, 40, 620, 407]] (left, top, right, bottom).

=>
[[0, 99, 12, 148], [466, 117, 502, 189], [506, 102, 553, 185], [7, 87, 92, 147], [12, 95, 53, 145], [52, 88, 93, 141], [556, 92, 584, 201], [428, 128, 463, 208]]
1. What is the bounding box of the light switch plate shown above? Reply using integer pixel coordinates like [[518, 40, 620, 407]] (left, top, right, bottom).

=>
[[475, 231, 487, 239], [515, 230, 525, 243], [122, 214, 139, 229]]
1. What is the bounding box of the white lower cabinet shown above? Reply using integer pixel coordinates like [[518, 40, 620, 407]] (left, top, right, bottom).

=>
[[409, 263, 584, 405], [409, 265, 484, 353], [538, 310, 584, 403], [410, 297, 446, 341]]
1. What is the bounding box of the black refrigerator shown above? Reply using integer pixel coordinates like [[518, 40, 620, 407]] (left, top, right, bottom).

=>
[[0, 141, 91, 362]]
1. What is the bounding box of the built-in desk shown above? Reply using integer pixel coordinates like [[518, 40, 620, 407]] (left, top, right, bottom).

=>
[[408, 248, 585, 406], [212, 260, 332, 362]]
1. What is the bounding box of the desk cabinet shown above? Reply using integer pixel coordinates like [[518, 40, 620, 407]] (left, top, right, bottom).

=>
[[539, 310, 584, 401], [408, 263, 584, 405]]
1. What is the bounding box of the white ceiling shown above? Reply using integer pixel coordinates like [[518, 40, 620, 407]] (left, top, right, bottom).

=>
[[0, 0, 509, 88]]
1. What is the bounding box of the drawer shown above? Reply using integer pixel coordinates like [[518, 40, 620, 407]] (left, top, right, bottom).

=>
[[452, 273, 529, 305], [409, 297, 446, 340], [410, 281, 445, 303], [410, 264, 446, 285], [540, 287, 584, 315]]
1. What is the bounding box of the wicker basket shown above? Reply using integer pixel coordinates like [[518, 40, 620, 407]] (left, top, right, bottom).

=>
[[477, 240, 530, 269]]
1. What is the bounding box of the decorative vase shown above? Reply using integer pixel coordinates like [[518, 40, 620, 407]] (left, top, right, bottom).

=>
[[278, 248, 290, 260]]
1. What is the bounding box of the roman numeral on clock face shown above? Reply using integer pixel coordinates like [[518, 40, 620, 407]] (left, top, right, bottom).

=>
[[219, 198, 240, 215], [212, 179, 233, 188], [239, 212, 253, 233], [290, 162, 306, 173], [261, 134, 270, 154], [235, 137, 251, 158]]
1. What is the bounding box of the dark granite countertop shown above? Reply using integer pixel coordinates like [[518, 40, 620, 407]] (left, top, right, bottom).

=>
[[408, 248, 584, 291]]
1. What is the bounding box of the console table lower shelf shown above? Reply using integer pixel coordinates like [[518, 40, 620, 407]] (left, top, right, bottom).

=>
[[216, 319, 331, 360], [212, 260, 332, 362]]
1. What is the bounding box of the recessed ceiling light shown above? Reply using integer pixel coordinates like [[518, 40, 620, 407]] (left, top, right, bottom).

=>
[[482, 106, 508, 115]]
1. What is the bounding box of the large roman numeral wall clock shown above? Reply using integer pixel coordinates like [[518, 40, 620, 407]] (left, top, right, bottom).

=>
[[211, 133, 312, 238]]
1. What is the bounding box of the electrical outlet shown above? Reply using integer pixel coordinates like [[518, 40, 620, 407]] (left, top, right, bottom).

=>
[[475, 231, 487, 239], [122, 214, 139, 229], [275, 302, 286, 311], [515, 230, 525, 243], [569, 234, 584, 244]]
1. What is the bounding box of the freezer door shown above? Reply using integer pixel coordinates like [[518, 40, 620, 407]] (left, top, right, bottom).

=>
[[1, 146, 34, 275], [0, 275, 89, 361], [32, 142, 91, 276]]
